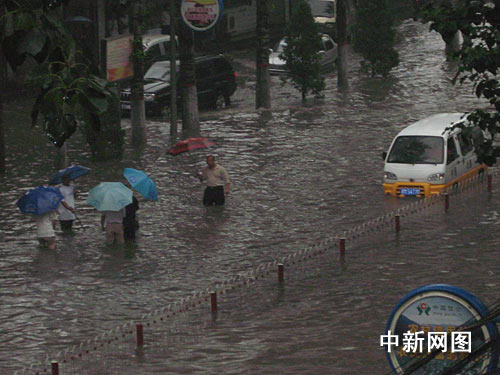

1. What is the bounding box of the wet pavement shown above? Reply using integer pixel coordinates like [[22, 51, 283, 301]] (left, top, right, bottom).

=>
[[0, 19, 498, 374]]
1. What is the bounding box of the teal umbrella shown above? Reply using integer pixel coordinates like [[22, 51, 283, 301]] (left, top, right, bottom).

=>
[[123, 168, 158, 201], [87, 182, 132, 211]]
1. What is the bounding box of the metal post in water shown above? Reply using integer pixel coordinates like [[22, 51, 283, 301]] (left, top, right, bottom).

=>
[[51, 361, 59, 375], [395, 215, 400, 233], [136, 324, 144, 347], [210, 292, 217, 313], [444, 193, 449, 211], [339, 238, 346, 257], [488, 175, 492, 192], [278, 264, 284, 283]]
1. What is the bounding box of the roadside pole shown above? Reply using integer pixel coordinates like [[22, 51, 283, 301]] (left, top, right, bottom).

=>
[[170, 0, 178, 139]]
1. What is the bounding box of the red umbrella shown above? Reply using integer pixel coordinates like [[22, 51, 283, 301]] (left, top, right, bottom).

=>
[[167, 137, 215, 156]]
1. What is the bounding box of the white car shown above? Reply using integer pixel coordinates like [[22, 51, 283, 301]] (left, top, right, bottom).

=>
[[269, 33, 338, 75]]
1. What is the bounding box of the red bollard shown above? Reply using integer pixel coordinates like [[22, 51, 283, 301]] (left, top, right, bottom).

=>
[[136, 324, 144, 348], [488, 175, 492, 192], [51, 361, 59, 375], [210, 292, 217, 313], [444, 193, 449, 211], [339, 238, 346, 257], [278, 264, 284, 283], [395, 215, 400, 233]]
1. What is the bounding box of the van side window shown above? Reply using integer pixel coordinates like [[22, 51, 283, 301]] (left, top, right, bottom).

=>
[[458, 133, 473, 155], [446, 138, 459, 164]]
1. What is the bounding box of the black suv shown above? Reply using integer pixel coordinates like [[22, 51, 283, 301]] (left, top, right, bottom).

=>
[[120, 54, 237, 116]]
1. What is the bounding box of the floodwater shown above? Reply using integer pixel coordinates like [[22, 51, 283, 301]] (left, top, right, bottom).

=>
[[0, 20, 498, 374]]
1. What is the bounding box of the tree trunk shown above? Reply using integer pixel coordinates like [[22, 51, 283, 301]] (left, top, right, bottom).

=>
[[337, 0, 349, 90], [129, 0, 146, 147], [255, 0, 271, 109], [0, 94, 4, 175], [0, 25, 6, 175], [56, 141, 69, 169], [445, 30, 461, 58], [169, 0, 178, 139], [0, 51, 5, 175], [179, 26, 200, 138]]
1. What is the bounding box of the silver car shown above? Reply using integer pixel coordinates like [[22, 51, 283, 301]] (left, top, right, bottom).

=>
[[269, 33, 338, 75]]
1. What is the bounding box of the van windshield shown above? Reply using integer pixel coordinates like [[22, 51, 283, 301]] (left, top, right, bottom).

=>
[[388, 136, 444, 164]]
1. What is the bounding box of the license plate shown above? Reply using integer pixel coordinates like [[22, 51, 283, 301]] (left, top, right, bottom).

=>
[[400, 188, 420, 196], [121, 103, 131, 110]]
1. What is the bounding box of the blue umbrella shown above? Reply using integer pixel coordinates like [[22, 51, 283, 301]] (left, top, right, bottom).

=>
[[49, 165, 90, 185], [16, 186, 63, 215], [123, 168, 158, 201], [87, 182, 133, 211]]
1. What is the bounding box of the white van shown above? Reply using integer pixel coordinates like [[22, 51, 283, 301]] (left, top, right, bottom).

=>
[[383, 113, 486, 197]]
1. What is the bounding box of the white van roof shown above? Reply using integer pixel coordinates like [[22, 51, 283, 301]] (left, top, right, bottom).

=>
[[398, 113, 466, 137]]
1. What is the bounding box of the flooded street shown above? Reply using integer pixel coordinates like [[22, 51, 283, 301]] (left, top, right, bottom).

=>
[[0, 20, 498, 374]]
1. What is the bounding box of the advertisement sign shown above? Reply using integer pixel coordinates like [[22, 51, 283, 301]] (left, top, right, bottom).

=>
[[102, 34, 133, 82], [384, 285, 498, 375], [180, 0, 223, 32]]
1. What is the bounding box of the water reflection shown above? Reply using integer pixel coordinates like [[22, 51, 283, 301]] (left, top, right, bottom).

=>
[[0, 20, 495, 374]]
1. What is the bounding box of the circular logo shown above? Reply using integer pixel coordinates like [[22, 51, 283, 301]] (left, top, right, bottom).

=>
[[180, 0, 223, 32], [385, 285, 498, 374]]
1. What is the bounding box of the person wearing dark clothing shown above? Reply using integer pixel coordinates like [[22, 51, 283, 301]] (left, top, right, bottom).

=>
[[123, 196, 139, 239]]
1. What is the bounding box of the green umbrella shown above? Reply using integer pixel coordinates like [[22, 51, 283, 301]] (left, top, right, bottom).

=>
[[87, 182, 132, 211]]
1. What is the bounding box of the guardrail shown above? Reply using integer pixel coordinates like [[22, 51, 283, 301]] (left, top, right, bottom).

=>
[[14, 168, 500, 375]]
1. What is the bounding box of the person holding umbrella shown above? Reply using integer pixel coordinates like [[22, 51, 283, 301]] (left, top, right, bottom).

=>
[[87, 182, 133, 245], [49, 165, 89, 233], [35, 211, 58, 249], [122, 168, 158, 240], [57, 174, 77, 232], [16, 186, 64, 250]]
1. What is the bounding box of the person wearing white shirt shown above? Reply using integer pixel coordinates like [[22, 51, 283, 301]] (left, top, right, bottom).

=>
[[57, 174, 76, 232], [101, 209, 126, 245], [197, 155, 230, 206], [35, 211, 57, 249]]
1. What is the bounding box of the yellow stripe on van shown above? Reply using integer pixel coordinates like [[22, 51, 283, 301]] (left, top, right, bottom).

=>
[[383, 165, 487, 198]]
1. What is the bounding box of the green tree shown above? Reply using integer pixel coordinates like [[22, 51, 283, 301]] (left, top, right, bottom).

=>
[[352, 0, 399, 77], [0, 0, 120, 165], [419, 0, 499, 166], [280, 0, 325, 101]]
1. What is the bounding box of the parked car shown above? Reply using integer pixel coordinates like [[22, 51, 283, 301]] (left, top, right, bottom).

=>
[[142, 34, 178, 71], [269, 33, 338, 75], [120, 54, 237, 116]]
